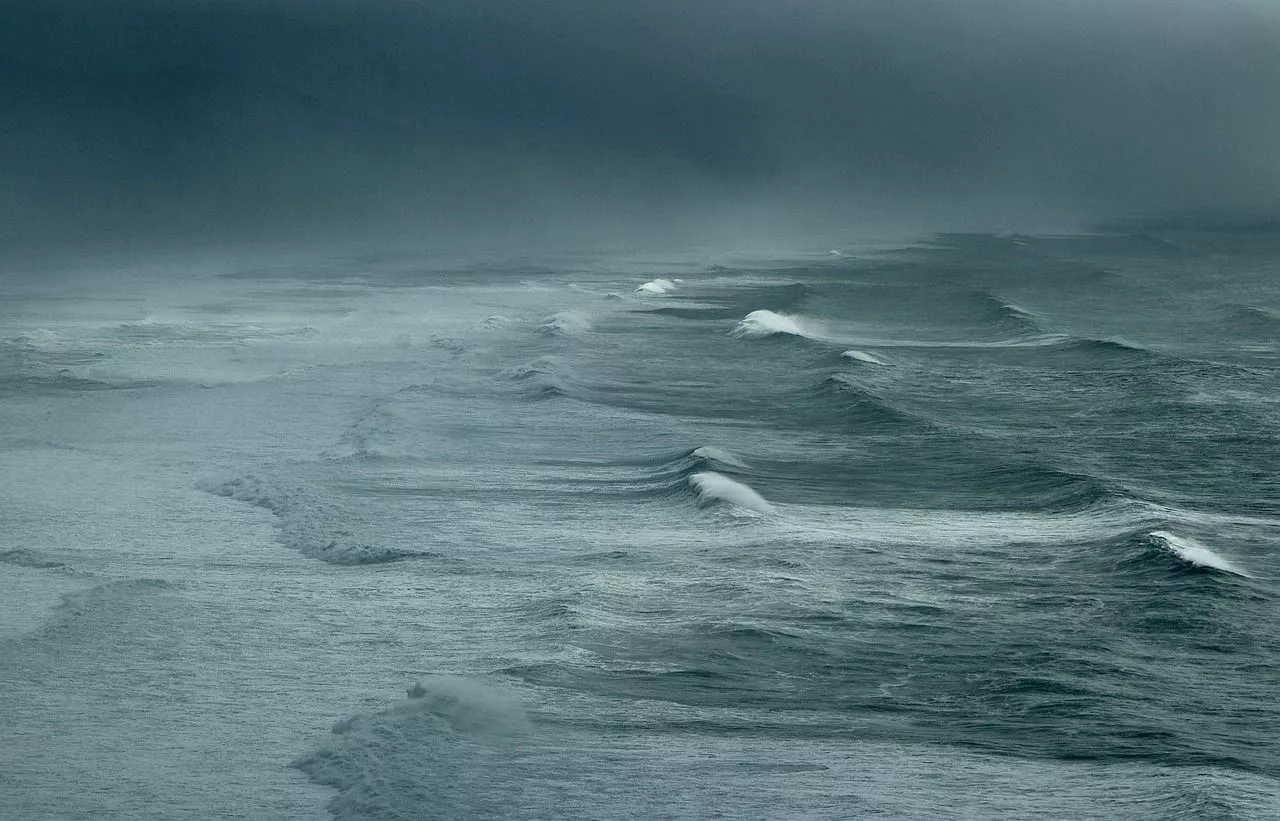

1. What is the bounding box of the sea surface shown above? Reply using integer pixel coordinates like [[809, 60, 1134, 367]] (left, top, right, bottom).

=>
[[2, 225, 1279, 819]]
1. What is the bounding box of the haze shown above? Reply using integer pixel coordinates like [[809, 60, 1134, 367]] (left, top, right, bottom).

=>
[[2, 0, 1278, 249]]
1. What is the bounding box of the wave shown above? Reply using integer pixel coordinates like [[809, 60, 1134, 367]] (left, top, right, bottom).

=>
[[10, 578, 178, 638], [0, 548, 70, 571], [974, 463, 1127, 514], [690, 445, 750, 471], [539, 311, 593, 336], [635, 278, 679, 295], [634, 445, 752, 476], [830, 333, 1070, 351], [729, 310, 815, 340], [200, 474, 429, 565], [110, 319, 319, 344], [1147, 530, 1251, 577], [567, 446, 757, 503], [688, 471, 774, 514], [814, 373, 927, 431], [978, 292, 1043, 333], [1225, 305, 1280, 335], [829, 333, 1156, 359], [498, 356, 578, 401], [498, 355, 563, 382], [1048, 336, 1155, 359], [292, 677, 529, 818], [639, 282, 811, 322], [326, 405, 406, 459], [841, 349, 889, 366], [322, 384, 436, 459]]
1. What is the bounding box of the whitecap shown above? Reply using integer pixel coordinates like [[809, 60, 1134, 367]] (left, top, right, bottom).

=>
[[689, 471, 774, 514], [730, 310, 808, 340], [1149, 530, 1250, 577], [841, 349, 888, 366], [539, 311, 593, 335], [636, 278, 678, 295]]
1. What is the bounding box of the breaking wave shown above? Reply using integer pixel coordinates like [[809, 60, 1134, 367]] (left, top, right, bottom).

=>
[[539, 311, 593, 336], [688, 471, 774, 514], [636, 278, 679, 295], [292, 677, 529, 819], [1147, 530, 1251, 577], [841, 349, 889, 366], [729, 310, 815, 340]]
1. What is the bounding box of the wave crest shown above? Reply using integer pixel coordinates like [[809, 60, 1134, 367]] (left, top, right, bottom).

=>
[[729, 310, 811, 340], [636, 278, 678, 295], [1148, 530, 1250, 577], [539, 311, 592, 336], [688, 471, 774, 514], [841, 349, 888, 366]]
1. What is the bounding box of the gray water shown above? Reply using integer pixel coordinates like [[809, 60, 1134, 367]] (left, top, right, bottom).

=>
[[2, 227, 1279, 819]]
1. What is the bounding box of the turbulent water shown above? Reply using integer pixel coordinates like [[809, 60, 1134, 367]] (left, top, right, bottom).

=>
[[3, 227, 1280, 819]]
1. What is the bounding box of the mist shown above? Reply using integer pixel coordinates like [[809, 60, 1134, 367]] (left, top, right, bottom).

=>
[[2, 0, 1278, 248]]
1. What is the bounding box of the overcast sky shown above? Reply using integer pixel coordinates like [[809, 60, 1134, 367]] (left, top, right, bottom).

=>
[[2, 0, 1278, 247]]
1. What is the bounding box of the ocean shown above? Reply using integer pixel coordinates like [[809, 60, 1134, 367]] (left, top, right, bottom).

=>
[[2, 225, 1279, 819]]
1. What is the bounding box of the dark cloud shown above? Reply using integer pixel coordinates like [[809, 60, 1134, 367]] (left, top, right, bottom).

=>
[[2, 0, 1278, 246]]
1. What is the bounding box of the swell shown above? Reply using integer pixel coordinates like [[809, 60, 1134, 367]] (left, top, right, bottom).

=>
[[812, 373, 932, 433], [7, 578, 177, 641], [975, 291, 1044, 335], [0, 548, 71, 571], [1225, 304, 1280, 336]]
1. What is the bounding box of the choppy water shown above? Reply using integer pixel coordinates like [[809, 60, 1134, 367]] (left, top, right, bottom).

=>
[[2, 227, 1279, 819]]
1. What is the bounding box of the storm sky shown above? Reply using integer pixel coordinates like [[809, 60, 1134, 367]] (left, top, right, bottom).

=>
[[2, 0, 1278, 246]]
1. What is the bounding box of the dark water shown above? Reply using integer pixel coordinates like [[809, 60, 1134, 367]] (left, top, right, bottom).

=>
[[2, 226, 1279, 818]]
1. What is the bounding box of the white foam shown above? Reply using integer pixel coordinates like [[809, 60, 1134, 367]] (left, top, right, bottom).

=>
[[841, 349, 888, 366], [689, 471, 774, 514], [636, 278, 678, 294], [1149, 530, 1250, 577], [730, 310, 808, 340]]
